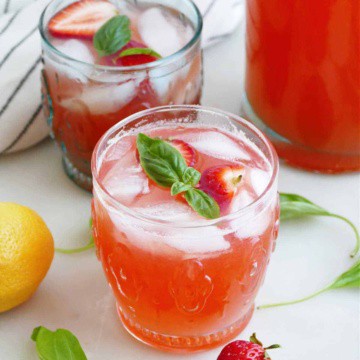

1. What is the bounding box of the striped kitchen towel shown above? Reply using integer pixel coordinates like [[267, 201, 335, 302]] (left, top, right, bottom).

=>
[[0, 0, 244, 154]]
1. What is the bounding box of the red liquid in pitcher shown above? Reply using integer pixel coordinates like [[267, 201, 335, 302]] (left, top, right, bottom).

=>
[[245, 0, 360, 172]]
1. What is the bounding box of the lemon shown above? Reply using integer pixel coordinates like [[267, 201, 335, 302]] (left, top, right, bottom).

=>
[[0, 203, 54, 313]]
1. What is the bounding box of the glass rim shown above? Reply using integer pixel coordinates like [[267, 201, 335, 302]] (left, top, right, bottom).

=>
[[92, 105, 279, 229], [39, 0, 203, 72]]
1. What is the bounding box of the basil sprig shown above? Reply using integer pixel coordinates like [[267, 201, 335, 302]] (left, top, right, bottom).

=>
[[119, 47, 162, 59], [280, 193, 360, 257], [93, 16, 161, 60], [31, 326, 87, 360], [137, 133, 220, 219], [258, 258, 360, 309], [93, 15, 131, 57]]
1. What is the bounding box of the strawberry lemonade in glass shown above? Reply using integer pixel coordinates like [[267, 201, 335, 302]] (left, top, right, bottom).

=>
[[39, 0, 202, 190], [92, 106, 279, 352]]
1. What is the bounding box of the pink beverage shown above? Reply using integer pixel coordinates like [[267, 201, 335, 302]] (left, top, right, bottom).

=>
[[40, 0, 202, 190], [92, 106, 279, 352]]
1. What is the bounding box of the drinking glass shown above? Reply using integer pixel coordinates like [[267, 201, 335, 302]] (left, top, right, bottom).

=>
[[39, 0, 203, 190], [91, 105, 279, 352]]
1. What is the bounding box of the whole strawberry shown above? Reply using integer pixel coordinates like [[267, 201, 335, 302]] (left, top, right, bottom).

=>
[[217, 333, 280, 360]]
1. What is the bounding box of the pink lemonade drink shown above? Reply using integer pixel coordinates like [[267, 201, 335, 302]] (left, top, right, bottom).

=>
[[39, 0, 202, 190], [92, 106, 279, 352]]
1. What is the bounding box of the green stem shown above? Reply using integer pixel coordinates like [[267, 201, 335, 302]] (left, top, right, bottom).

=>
[[326, 213, 360, 257], [55, 242, 95, 254], [257, 287, 329, 309]]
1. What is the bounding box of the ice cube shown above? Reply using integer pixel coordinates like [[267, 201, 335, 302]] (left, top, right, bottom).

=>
[[45, 57, 88, 83], [103, 136, 135, 162], [229, 187, 256, 213], [54, 39, 95, 64], [231, 204, 273, 239], [103, 146, 149, 205], [62, 81, 137, 115], [165, 226, 230, 253], [103, 165, 149, 205], [133, 201, 197, 221], [151, 75, 172, 100], [137, 8, 189, 57], [109, 198, 230, 254], [132, 202, 230, 253], [178, 130, 251, 161], [250, 168, 271, 196]]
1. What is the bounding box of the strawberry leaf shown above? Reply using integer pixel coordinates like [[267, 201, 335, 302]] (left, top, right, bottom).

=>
[[93, 15, 131, 57], [249, 333, 263, 346]]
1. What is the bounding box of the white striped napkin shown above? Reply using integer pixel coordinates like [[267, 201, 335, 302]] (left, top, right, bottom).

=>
[[0, 0, 244, 154]]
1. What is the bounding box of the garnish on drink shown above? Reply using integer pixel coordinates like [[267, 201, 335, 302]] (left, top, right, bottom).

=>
[[48, 1, 173, 67], [136, 133, 220, 219]]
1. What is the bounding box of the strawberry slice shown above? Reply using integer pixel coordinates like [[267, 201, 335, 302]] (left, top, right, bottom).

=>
[[48, 0, 117, 38], [168, 139, 197, 167], [199, 164, 244, 210], [100, 40, 159, 67], [135, 138, 197, 167]]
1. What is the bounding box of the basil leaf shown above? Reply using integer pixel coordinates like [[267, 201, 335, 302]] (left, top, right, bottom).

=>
[[183, 167, 201, 186], [137, 133, 187, 187], [280, 192, 360, 257], [119, 47, 161, 59], [171, 182, 192, 196], [279, 193, 329, 220], [258, 259, 360, 309], [184, 188, 220, 219], [31, 326, 87, 360], [93, 15, 131, 57], [328, 259, 360, 289], [137, 134, 220, 219]]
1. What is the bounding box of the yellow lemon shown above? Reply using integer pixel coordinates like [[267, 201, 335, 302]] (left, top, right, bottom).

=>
[[0, 202, 54, 313]]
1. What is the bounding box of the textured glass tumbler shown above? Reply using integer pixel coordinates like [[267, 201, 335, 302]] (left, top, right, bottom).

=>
[[39, 0, 203, 190], [91, 105, 279, 352]]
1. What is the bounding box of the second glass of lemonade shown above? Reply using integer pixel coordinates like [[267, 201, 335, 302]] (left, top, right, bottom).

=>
[[92, 106, 279, 352], [39, 0, 203, 190]]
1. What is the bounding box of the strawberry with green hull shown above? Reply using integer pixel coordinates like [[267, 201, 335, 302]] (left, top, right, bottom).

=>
[[218, 334, 280, 360]]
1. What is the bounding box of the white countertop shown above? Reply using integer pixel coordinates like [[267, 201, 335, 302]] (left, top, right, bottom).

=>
[[1, 23, 359, 360]]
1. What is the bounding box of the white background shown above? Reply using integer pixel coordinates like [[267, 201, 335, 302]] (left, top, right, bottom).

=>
[[0, 22, 359, 360]]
